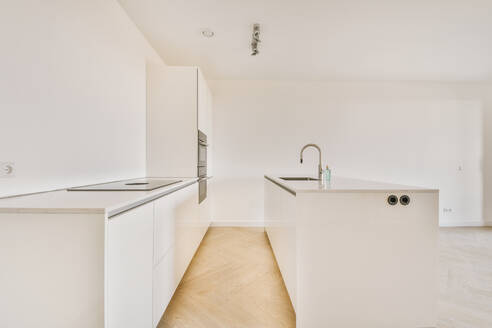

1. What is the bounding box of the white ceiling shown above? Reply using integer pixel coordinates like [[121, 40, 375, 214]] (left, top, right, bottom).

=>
[[118, 0, 492, 81]]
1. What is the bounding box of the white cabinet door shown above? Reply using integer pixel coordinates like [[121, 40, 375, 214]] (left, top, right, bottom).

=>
[[147, 64, 198, 177], [264, 179, 297, 311], [197, 68, 208, 134], [206, 86, 213, 175], [153, 183, 202, 326], [198, 179, 212, 235], [197, 68, 213, 174], [174, 184, 200, 283], [152, 247, 175, 327], [153, 191, 179, 327], [107, 203, 154, 328], [147, 64, 213, 178], [152, 182, 211, 327], [154, 191, 179, 266], [198, 195, 210, 236]]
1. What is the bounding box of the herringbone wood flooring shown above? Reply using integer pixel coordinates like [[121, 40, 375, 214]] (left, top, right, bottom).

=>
[[158, 227, 296, 328], [159, 227, 492, 328]]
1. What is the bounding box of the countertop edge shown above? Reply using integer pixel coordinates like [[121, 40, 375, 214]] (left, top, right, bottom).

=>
[[264, 175, 297, 196], [106, 179, 198, 218], [0, 208, 106, 215], [264, 175, 439, 194], [295, 189, 440, 194], [0, 178, 200, 216]]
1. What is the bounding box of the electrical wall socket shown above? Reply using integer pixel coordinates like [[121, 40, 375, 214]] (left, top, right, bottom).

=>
[[443, 208, 452, 213], [0, 162, 15, 178]]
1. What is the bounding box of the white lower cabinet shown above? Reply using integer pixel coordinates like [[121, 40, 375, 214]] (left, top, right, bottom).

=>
[[198, 180, 211, 238], [152, 247, 176, 327], [152, 182, 210, 327], [105, 182, 208, 328], [154, 190, 179, 266], [0, 181, 210, 328], [173, 184, 200, 283], [107, 202, 154, 328]]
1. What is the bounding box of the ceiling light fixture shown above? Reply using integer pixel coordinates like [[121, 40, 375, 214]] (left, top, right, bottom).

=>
[[251, 24, 260, 56], [201, 28, 214, 38]]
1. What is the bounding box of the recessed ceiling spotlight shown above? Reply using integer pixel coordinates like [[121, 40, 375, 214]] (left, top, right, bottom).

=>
[[251, 24, 260, 56], [201, 29, 214, 38]]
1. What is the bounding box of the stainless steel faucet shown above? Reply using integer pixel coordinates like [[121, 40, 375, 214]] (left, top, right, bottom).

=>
[[300, 144, 322, 180]]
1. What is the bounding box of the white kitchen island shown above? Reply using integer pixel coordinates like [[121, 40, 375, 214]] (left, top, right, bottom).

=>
[[264, 175, 439, 328], [0, 177, 211, 328]]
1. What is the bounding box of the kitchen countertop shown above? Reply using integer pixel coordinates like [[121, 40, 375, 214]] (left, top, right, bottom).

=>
[[265, 175, 438, 196], [0, 177, 198, 217]]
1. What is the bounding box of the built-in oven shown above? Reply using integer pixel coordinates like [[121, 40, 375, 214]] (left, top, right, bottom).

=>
[[198, 130, 208, 204], [198, 166, 207, 178], [198, 130, 207, 168], [198, 178, 207, 204]]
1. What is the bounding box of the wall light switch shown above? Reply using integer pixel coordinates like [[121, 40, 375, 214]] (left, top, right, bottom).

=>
[[0, 162, 15, 177]]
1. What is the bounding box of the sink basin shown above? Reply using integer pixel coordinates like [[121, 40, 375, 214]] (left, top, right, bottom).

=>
[[280, 177, 319, 181]]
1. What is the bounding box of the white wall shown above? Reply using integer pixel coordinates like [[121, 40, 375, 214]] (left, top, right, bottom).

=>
[[0, 0, 164, 197], [484, 92, 492, 226], [210, 80, 491, 227]]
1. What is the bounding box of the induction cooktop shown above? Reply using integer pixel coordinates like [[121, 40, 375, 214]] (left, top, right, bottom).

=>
[[67, 178, 182, 191]]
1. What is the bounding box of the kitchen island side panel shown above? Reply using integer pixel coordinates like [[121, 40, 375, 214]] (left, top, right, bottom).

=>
[[0, 212, 105, 328], [295, 191, 438, 328], [264, 179, 298, 311]]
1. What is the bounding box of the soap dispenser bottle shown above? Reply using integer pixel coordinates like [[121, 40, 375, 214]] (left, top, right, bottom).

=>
[[323, 165, 331, 183]]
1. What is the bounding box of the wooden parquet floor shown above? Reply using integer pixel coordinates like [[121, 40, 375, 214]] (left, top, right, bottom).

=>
[[159, 227, 492, 328], [158, 227, 296, 328]]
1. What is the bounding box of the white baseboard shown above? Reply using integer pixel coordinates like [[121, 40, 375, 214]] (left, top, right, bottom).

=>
[[211, 220, 265, 227], [439, 220, 490, 227]]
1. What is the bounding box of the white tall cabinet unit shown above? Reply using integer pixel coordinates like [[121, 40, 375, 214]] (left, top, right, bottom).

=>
[[146, 63, 213, 326], [147, 64, 213, 177]]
